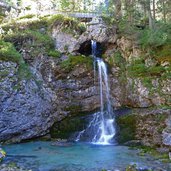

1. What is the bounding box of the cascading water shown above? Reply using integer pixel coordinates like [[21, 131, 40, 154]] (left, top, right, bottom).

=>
[[75, 40, 116, 145]]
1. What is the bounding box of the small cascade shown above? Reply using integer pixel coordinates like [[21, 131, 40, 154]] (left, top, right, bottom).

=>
[[75, 40, 116, 145]]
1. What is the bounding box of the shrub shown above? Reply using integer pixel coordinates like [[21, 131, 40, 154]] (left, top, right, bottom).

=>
[[139, 23, 171, 50], [139, 29, 168, 49]]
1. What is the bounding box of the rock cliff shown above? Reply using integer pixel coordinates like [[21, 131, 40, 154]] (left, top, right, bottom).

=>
[[0, 16, 170, 147]]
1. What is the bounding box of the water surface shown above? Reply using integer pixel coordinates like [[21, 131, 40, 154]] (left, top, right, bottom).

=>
[[2, 141, 171, 171]]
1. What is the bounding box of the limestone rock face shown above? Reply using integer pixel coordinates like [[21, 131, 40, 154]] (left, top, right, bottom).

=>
[[117, 109, 171, 147], [163, 115, 171, 146], [0, 56, 100, 143], [0, 60, 56, 143], [51, 17, 118, 54], [79, 19, 117, 44], [52, 31, 79, 53], [115, 36, 171, 108], [117, 37, 142, 62], [135, 109, 169, 147], [0, 19, 171, 146]]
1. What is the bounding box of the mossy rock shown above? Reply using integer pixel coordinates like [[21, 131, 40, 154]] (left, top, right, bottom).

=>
[[50, 116, 87, 139], [60, 55, 93, 72], [3, 29, 54, 53], [49, 14, 86, 35], [155, 45, 171, 63], [116, 114, 136, 144], [127, 59, 166, 77]]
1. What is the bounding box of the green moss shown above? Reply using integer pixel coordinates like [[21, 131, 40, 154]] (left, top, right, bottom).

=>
[[48, 50, 61, 58], [3, 29, 54, 57], [148, 66, 165, 76], [17, 63, 32, 80], [117, 114, 136, 144], [7, 162, 17, 168], [141, 77, 153, 89], [107, 51, 126, 84], [4, 29, 54, 50], [18, 14, 36, 20], [27, 19, 49, 31], [110, 51, 124, 66], [127, 59, 166, 77], [0, 40, 22, 63], [50, 116, 86, 139], [48, 14, 86, 35], [126, 164, 138, 171], [65, 105, 82, 115], [137, 146, 170, 162], [60, 55, 93, 72], [155, 45, 171, 63], [0, 40, 32, 80], [127, 60, 147, 77]]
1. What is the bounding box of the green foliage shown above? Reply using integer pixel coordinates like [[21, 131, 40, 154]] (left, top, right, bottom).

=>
[[101, 15, 116, 26], [0, 40, 22, 63], [48, 50, 61, 58], [138, 23, 171, 57], [60, 55, 93, 72], [127, 59, 166, 77], [18, 14, 36, 20], [139, 29, 169, 49], [118, 19, 137, 35]]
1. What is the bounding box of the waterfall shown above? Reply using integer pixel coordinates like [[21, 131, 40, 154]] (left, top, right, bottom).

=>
[[75, 40, 116, 145]]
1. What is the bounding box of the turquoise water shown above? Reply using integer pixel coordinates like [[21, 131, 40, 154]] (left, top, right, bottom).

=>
[[2, 141, 171, 171]]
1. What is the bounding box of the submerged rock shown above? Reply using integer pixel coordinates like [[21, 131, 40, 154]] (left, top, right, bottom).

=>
[[0, 163, 31, 171]]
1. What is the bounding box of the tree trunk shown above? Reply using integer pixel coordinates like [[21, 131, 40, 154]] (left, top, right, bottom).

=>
[[114, 0, 122, 19], [152, 0, 156, 20], [146, 0, 154, 29], [162, 0, 166, 23]]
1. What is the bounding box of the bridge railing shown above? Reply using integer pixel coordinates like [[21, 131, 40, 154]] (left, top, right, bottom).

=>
[[48, 10, 101, 18]]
